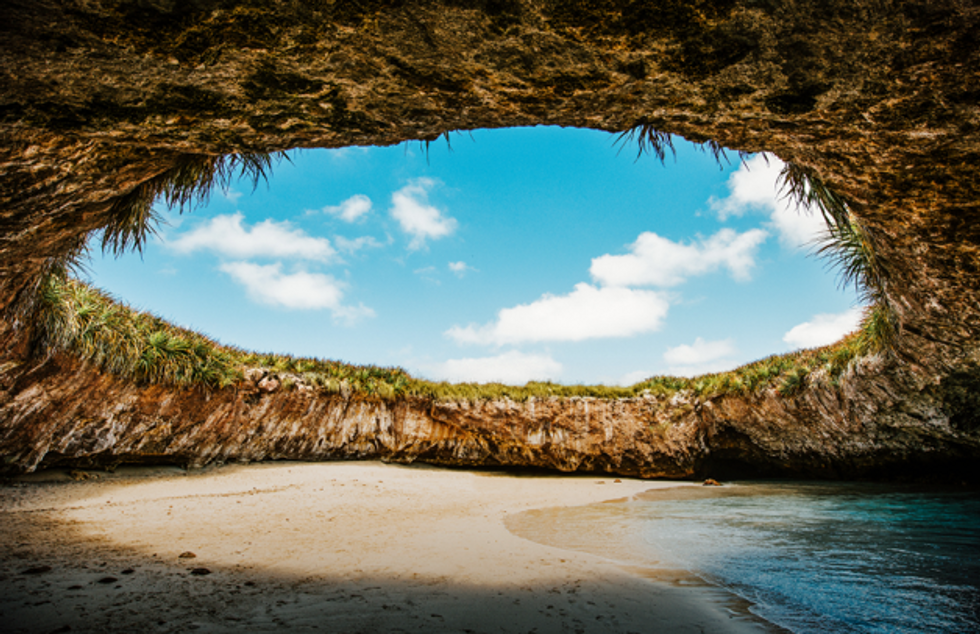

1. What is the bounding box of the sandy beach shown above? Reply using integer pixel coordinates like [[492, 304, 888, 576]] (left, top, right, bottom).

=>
[[0, 461, 779, 633]]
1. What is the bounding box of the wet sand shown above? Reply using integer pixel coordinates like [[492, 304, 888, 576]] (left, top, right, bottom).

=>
[[0, 461, 778, 633]]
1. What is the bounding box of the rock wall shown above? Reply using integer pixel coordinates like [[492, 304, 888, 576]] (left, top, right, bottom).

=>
[[2, 0, 979, 477], [2, 347, 975, 479]]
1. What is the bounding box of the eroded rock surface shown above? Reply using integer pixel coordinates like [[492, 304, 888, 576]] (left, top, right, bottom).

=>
[[1, 1, 979, 477]]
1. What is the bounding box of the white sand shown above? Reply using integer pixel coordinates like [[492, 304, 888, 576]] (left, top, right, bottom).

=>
[[0, 461, 780, 633]]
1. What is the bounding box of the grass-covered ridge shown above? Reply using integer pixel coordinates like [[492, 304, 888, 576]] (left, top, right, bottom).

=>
[[36, 275, 876, 402], [31, 142, 893, 403], [35, 275, 411, 396]]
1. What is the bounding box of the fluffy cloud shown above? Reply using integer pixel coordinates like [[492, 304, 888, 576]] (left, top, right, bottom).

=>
[[663, 337, 737, 377], [390, 178, 458, 249], [322, 194, 372, 222], [708, 154, 827, 249], [426, 351, 562, 384], [219, 261, 374, 323], [769, 200, 829, 249], [783, 308, 863, 349], [168, 213, 335, 261], [664, 337, 736, 366], [590, 228, 768, 288], [448, 261, 474, 277], [709, 154, 783, 220], [445, 283, 669, 346]]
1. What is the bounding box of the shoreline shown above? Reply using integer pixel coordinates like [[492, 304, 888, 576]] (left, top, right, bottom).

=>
[[1, 461, 781, 633]]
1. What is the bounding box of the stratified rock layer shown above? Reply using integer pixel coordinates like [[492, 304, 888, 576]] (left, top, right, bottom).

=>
[[1, 348, 975, 479], [1, 1, 979, 477]]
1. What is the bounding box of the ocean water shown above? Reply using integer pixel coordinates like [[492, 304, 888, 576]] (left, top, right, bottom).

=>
[[507, 482, 980, 634]]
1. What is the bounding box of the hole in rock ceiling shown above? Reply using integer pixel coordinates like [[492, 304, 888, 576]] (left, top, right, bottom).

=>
[[86, 127, 859, 386]]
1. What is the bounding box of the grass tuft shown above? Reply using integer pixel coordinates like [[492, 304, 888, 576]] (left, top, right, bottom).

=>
[[780, 163, 898, 355], [616, 121, 752, 167], [615, 121, 676, 163], [36, 275, 241, 387], [99, 152, 286, 257]]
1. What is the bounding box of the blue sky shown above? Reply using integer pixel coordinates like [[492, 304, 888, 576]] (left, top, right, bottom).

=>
[[87, 127, 861, 385]]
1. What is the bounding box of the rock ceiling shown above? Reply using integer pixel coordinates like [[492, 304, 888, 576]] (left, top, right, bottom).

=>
[[1, 0, 978, 477]]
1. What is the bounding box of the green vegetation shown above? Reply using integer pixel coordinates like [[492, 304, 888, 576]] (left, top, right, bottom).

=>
[[99, 152, 284, 257], [37, 275, 241, 387], [30, 141, 894, 402], [616, 120, 751, 166], [37, 274, 870, 401], [35, 276, 410, 394], [778, 162, 897, 354], [404, 380, 638, 401], [403, 335, 862, 400]]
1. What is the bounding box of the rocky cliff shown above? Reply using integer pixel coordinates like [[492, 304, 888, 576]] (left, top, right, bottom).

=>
[[2, 348, 974, 479], [2, 0, 979, 478]]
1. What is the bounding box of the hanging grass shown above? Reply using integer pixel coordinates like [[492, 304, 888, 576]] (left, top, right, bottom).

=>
[[615, 120, 676, 163], [781, 163, 898, 355], [616, 120, 751, 167], [99, 151, 286, 257]]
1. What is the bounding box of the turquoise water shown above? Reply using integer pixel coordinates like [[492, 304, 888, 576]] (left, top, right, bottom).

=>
[[509, 483, 980, 633]]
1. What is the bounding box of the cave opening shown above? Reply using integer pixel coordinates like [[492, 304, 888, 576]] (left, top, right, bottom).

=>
[[77, 126, 860, 388], [2, 0, 977, 482]]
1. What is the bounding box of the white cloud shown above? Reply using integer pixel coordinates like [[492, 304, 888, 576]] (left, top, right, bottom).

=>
[[708, 154, 827, 249], [426, 351, 562, 384], [334, 235, 386, 255], [322, 194, 372, 223], [709, 155, 782, 220], [445, 283, 669, 346], [219, 262, 374, 323], [390, 178, 457, 249], [769, 201, 828, 249], [448, 261, 474, 277], [590, 228, 768, 288], [168, 213, 335, 261], [664, 337, 736, 366], [783, 308, 863, 349], [663, 337, 737, 377], [617, 369, 653, 386]]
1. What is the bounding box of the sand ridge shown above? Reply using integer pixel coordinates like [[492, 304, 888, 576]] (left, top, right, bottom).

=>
[[1, 461, 779, 633]]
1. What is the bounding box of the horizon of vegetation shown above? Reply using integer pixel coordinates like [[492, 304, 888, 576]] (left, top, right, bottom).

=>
[[34, 274, 880, 402], [30, 126, 896, 401]]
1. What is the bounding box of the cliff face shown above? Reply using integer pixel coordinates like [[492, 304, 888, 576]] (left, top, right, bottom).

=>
[[2, 1, 979, 477], [2, 344, 975, 480]]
